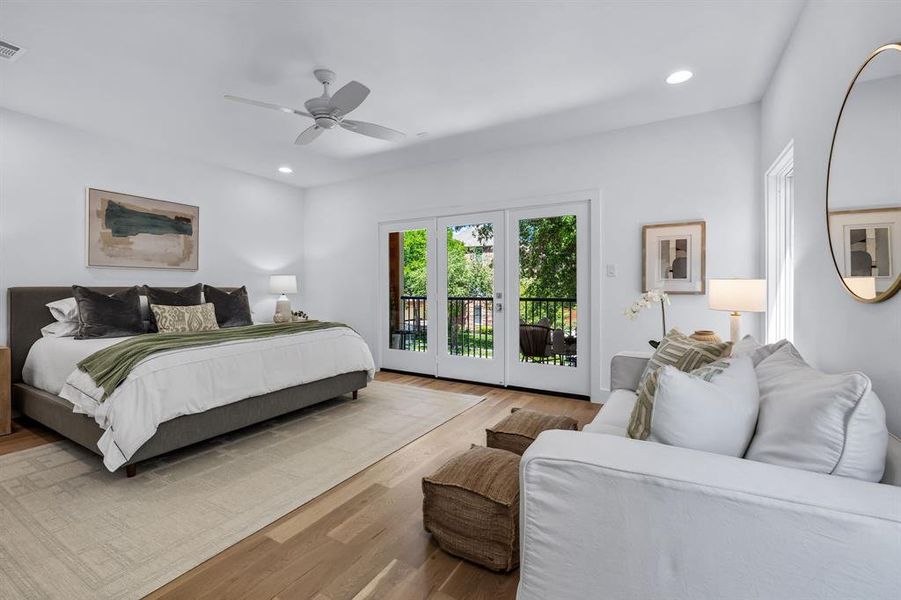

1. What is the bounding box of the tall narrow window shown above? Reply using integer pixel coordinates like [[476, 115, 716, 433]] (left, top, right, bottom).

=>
[[388, 229, 429, 352], [765, 141, 794, 343]]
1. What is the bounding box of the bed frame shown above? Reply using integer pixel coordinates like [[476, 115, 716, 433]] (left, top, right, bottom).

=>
[[8, 287, 367, 477]]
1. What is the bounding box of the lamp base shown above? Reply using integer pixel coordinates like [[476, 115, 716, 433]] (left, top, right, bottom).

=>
[[274, 295, 293, 323], [729, 312, 742, 344]]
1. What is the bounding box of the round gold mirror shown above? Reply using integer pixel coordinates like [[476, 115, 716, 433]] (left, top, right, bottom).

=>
[[826, 42, 901, 303]]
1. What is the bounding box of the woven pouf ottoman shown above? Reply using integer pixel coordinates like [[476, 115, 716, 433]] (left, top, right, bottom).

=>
[[486, 408, 578, 455], [422, 445, 520, 572]]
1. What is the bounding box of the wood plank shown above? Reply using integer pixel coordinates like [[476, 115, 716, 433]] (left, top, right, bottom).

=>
[[8, 372, 599, 600], [0, 417, 60, 456]]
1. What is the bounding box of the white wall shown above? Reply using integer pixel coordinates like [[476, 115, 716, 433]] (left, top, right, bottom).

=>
[[303, 104, 762, 398], [761, 1, 901, 434], [0, 108, 306, 344]]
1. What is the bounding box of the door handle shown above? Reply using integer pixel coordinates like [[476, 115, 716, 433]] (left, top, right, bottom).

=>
[[495, 303, 503, 312]]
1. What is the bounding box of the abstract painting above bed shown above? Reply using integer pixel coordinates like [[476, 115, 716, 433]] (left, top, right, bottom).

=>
[[86, 188, 199, 270]]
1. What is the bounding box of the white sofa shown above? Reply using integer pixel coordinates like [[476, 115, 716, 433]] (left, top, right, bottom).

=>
[[518, 352, 901, 600]]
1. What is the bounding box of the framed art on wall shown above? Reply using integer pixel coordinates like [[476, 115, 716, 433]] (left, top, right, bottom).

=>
[[827, 206, 900, 295], [86, 188, 199, 270], [642, 220, 706, 294]]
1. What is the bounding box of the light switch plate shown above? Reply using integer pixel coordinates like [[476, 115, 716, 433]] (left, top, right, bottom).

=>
[[606, 264, 617, 277]]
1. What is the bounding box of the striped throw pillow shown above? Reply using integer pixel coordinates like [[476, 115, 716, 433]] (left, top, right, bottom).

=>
[[628, 332, 732, 440], [638, 330, 732, 386]]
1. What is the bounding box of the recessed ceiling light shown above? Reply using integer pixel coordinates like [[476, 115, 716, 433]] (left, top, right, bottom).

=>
[[278, 166, 293, 174], [666, 70, 693, 85]]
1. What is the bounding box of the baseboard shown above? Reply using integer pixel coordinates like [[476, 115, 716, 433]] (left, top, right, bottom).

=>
[[378, 368, 591, 401]]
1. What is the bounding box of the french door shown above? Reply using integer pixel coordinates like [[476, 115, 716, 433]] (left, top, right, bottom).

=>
[[379, 219, 436, 374], [507, 202, 589, 395], [436, 212, 506, 384], [380, 201, 590, 396]]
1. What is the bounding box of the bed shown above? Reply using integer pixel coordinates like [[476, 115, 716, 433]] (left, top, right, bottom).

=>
[[8, 287, 374, 477]]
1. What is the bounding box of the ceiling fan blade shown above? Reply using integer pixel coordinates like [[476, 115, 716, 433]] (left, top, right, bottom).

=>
[[224, 94, 311, 117], [340, 119, 405, 142], [328, 81, 370, 116], [295, 124, 323, 145]]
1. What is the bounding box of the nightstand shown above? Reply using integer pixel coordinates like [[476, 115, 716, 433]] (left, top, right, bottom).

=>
[[0, 346, 9, 436]]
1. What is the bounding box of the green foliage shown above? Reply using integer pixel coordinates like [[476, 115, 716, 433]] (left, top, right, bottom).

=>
[[402, 218, 576, 301], [446, 228, 493, 297], [518, 216, 577, 298], [402, 229, 427, 296]]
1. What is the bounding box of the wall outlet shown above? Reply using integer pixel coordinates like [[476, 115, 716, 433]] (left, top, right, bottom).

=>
[[606, 264, 617, 277]]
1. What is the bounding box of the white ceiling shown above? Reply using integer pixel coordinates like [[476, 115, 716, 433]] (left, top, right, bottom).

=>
[[0, 0, 804, 189]]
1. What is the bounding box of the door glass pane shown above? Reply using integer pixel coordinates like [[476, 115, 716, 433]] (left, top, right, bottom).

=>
[[447, 223, 494, 359], [388, 229, 427, 351], [518, 215, 577, 367]]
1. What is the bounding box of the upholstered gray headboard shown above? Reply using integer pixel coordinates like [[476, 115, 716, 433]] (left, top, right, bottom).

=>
[[7, 286, 236, 383]]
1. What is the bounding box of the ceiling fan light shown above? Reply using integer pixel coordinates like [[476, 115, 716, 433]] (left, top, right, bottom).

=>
[[666, 70, 693, 85]]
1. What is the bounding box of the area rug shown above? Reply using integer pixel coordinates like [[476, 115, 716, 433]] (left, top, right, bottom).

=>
[[0, 380, 483, 599]]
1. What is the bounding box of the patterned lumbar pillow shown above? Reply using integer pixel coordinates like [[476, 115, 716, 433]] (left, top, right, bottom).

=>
[[150, 303, 219, 333], [628, 331, 733, 440], [143, 284, 203, 332]]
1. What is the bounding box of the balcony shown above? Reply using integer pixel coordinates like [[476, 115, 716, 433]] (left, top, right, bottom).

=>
[[392, 295, 577, 366]]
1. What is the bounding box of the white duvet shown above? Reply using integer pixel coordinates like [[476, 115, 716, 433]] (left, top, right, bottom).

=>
[[23, 326, 376, 471]]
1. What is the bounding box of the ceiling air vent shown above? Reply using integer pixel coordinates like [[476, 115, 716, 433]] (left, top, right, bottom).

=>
[[0, 40, 25, 62]]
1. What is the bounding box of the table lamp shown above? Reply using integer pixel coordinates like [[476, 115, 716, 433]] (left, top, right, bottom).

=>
[[843, 276, 876, 299], [269, 275, 298, 322], [708, 279, 766, 343]]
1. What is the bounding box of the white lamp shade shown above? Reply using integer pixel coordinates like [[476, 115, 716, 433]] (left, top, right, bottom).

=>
[[843, 276, 876, 299], [269, 275, 298, 295], [708, 279, 766, 312]]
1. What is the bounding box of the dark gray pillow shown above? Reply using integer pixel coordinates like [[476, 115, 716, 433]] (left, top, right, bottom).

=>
[[143, 284, 203, 332], [72, 285, 145, 339], [202, 285, 253, 328]]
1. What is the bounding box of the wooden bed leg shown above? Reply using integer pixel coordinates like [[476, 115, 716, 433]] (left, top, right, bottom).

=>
[[352, 390, 358, 400], [125, 464, 137, 478]]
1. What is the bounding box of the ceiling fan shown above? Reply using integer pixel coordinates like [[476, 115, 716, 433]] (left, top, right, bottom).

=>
[[225, 69, 405, 145]]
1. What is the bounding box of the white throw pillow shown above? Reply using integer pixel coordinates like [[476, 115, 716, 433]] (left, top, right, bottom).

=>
[[46, 296, 78, 322], [731, 335, 793, 367], [650, 356, 759, 457], [745, 343, 888, 482], [40, 320, 79, 338]]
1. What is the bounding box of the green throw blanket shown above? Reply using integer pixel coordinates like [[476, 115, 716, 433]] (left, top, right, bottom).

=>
[[77, 321, 350, 401]]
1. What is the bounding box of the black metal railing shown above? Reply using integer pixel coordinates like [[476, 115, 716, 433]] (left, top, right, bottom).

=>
[[393, 296, 577, 364], [447, 296, 494, 358], [518, 297, 577, 366], [392, 295, 428, 352]]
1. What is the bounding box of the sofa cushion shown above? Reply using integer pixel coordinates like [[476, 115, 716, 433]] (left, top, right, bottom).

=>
[[745, 343, 888, 483], [649, 356, 759, 457], [882, 434, 901, 486], [583, 389, 637, 435], [731, 335, 792, 367]]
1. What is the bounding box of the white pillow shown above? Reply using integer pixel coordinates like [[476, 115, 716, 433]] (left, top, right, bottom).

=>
[[46, 297, 78, 322], [40, 320, 80, 338], [731, 335, 793, 367], [745, 343, 888, 482], [650, 356, 759, 457], [730, 334, 761, 358]]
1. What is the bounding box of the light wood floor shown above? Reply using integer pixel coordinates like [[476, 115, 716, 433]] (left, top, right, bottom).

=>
[[2, 372, 600, 600]]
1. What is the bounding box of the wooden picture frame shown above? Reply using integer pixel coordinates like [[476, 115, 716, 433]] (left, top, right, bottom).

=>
[[86, 188, 199, 270], [642, 220, 706, 294], [827, 206, 901, 297]]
